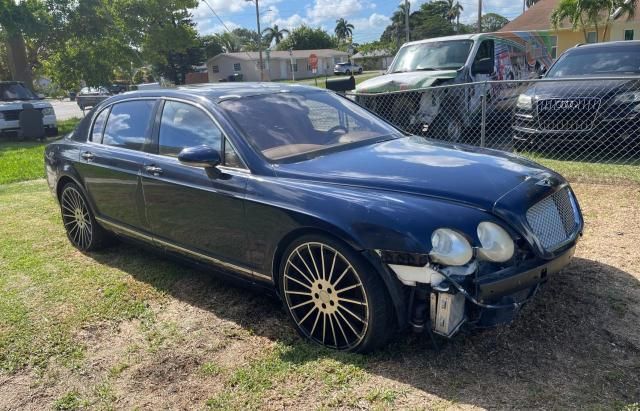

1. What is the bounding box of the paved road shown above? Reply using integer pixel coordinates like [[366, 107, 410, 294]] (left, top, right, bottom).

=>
[[48, 99, 85, 121]]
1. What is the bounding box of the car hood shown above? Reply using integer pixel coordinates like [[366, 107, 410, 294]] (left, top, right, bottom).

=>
[[355, 70, 458, 93], [273, 136, 555, 211], [0, 99, 51, 109], [527, 78, 636, 99]]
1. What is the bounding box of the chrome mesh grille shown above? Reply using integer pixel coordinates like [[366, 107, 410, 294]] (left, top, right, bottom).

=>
[[526, 188, 578, 250]]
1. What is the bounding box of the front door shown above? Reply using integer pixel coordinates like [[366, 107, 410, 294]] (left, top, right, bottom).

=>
[[141, 99, 249, 267], [76, 99, 157, 230]]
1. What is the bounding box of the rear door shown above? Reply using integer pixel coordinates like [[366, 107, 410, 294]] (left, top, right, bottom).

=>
[[76, 99, 157, 230], [140, 99, 250, 268]]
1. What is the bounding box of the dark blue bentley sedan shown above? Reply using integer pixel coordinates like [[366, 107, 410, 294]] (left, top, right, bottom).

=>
[[45, 83, 583, 352]]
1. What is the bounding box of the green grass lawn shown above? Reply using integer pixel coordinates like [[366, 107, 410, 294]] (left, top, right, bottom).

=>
[[277, 71, 383, 89], [0, 118, 81, 185]]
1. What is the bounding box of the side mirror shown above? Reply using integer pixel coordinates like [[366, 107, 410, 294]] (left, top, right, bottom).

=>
[[472, 57, 494, 75], [178, 145, 221, 168]]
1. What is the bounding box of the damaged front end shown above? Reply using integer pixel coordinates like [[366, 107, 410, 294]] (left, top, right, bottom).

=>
[[378, 184, 583, 339]]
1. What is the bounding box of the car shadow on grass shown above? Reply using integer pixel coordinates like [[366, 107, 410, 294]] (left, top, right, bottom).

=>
[[90, 244, 640, 409]]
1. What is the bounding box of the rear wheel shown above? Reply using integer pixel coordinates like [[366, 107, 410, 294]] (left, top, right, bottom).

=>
[[59, 183, 112, 251], [279, 235, 394, 352]]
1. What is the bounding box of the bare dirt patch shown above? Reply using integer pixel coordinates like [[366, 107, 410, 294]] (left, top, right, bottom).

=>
[[0, 182, 639, 410]]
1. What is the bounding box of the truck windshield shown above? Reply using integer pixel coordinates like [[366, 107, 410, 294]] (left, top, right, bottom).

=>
[[546, 47, 640, 77], [389, 40, 473, 73], [0, 83, 39, 101]]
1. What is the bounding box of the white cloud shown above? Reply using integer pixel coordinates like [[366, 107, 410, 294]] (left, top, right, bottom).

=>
[[306, 0, 365, 24], [272, 13, 308, 30], [351, 13, 390, 31], [197, 19, 241, 35]]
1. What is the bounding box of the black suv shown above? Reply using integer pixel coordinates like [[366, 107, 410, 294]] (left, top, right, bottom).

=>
[[513, 41, 640, 150]]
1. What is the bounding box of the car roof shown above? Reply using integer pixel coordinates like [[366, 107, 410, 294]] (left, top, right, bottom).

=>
[[571, 40, 640, 51], [111, 82, 326, 103]]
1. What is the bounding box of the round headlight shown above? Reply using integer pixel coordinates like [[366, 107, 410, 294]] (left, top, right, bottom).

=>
[[430, 228, 473, 266], [477, 222, 514, 262]]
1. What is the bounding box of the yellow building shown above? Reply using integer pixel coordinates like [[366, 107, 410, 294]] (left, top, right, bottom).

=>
[[500, 0, 640, 57]]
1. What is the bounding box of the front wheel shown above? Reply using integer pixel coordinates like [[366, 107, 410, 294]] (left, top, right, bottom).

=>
[[59, 183, 113, 251], [279, 235, 394, 352]]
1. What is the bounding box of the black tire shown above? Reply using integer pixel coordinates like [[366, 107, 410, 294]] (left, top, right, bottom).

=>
[[59, 182, 113, 251], [345, 70, 351, 75], [278, 234, 394, 353], [358, 68, 363, 74]]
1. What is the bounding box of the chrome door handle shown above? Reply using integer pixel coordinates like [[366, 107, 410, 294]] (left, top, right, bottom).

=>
[[81, 151, 95, 161], [144, 165, 163, 176]]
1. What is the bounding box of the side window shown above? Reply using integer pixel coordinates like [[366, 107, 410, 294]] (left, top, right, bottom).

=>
[[224, 139, 244, 168], [475, 39, 494, 62], [102, 100, 155, 151], [159, 101, 222, 157], [90, 108, 109, 142]]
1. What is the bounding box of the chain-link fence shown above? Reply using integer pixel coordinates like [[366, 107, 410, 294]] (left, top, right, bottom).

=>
[[350, 77, 640, 185]]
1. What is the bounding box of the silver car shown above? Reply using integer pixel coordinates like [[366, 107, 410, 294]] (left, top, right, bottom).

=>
[[334, 62, 363, 75]]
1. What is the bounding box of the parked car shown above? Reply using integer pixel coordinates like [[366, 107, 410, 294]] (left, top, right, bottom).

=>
[[0, 81, 57, 138], [76, 87, 111, 110], [354, 32, 555, 141], [334, 62, 363, 75], [514, 41, 640, 149], [45, 84, 583, 352]]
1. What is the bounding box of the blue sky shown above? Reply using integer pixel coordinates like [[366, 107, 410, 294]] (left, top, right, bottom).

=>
[[192, 0, 527, 45]]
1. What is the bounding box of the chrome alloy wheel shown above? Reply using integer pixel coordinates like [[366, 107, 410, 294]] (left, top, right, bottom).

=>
[[60, 186, 93, 250], [283, 242, 369, 350]]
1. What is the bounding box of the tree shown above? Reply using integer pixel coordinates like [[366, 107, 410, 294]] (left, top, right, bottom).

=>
[[200, 34, 225, 59], [276, 25, 337, 50], [481, 13, 509, 32], [231, 28, 261, 51], [550, 0, 636, 43], [262, 24, 289, 47], [0, 0, 54, 87], [334, 18, 354, 41], [447, 0, 464, 31], [213, 32, 242, 53]]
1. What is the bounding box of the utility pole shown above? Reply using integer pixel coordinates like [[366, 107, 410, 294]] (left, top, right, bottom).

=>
[[477, 0, 482, 33], [404, 0, 410, 42], [247, 0, 264, 81]]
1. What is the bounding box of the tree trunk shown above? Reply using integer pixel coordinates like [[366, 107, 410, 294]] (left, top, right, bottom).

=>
[[5, 31, 33, 88]]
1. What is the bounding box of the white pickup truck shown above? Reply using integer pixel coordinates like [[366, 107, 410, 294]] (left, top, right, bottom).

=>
[[0, 81, 58, 139]]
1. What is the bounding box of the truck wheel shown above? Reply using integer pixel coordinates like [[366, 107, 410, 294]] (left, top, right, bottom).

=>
[[428, 114, 463, 143], [279, 234, 394, 352]]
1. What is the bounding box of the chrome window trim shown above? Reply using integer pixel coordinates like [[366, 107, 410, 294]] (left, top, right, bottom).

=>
[[95, 216, 272, 282], [85, 96, 159, 151]]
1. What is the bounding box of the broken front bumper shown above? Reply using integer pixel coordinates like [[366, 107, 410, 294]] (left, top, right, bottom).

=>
[[429, 245, 576, 337]]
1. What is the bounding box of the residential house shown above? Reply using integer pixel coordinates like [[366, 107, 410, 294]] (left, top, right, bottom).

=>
[[351, 49, 395, 71], [500, 0, 640, 56], [206, 49, 350, 82]]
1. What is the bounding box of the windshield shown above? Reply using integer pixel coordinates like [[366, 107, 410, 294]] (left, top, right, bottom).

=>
[[0, 83, 39, 101], [388, 40, 473, 73], [547, 48, 640, 77], [219, 91, 399, 161]]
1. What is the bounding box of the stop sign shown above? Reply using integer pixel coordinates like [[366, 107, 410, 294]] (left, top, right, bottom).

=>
[[308, 53, 318, 70]]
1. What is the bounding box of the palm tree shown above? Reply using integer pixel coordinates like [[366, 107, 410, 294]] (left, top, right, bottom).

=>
[[334, 18, 354, 41], [551, 0, 637, 43], [262, 24, 289, 47], [214, 32, 241, 53], [448, 0, 464, 31]]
